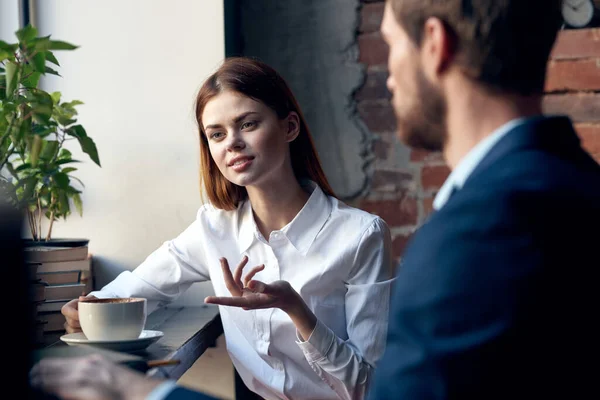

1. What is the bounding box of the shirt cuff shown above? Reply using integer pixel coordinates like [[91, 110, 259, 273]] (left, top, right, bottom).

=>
[[295, 319, 335, 362], [145, 380, 178, 400]]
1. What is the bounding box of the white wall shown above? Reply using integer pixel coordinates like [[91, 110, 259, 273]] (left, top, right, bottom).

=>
[[0, 0, 19, 41], [33, 0, 224, 304]]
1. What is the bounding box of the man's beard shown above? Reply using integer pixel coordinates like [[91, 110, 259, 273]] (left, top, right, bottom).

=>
[[396, 68, 447, 152]]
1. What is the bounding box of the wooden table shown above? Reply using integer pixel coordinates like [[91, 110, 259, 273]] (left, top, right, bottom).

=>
[[36, 305, 223, 380]]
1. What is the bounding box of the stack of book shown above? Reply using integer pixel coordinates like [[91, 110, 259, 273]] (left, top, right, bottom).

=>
[[28, 263, 47, 345], [25, 245, 93, 346]]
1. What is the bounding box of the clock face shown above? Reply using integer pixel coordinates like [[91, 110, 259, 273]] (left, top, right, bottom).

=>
[[562, 0, 595, 28]]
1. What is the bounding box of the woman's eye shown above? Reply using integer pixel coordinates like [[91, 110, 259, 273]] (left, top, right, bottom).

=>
[[209, 132, 224, 140], [241, 121, 256, 130]]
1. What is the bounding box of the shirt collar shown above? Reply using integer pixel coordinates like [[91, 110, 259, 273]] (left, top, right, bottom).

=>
[[237, 181, 332, 255], [433, 117, 531, 211], [284, 181, 331, 255]]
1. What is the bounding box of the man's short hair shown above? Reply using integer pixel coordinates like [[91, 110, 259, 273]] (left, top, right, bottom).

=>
[[389, 0, 563, 95]]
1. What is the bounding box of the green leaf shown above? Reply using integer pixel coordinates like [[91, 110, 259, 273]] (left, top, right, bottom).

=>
[[47, 40, 78, 50], [50, 92, 62, 104], [32, 90, 54, 105], [61, 167, 77, 174], [32, 104, 53, 124], [0, 49, 11, 62], [16, 25, 38, 43], [65, 100, 84, 107], [4, 162, 18, 179], [45, 51, 60, 66], [31, 52, 46, 73], [69, 175, 85, 188], [57, 116, 76, 126], [64, 185, 81, 195], [56, 158, 80, 165], [0, 75, 6, 100], [31, 125, 56, 137], [66, 125, 101, 166], [58, 191, 70, 215], [33, 36, 51, 51], [20, 176, 38, 204], [5, 61, 18, 98], [19, 112, 30, 139], [45, 66, 61, 76], [73, 193, 83, 216], [30, 135, 43, 167], [21, 71, 41, 88], [53, 172, 70, 189], [57, 148, 72, 159], [15, 163, 32, 172], [79, 136, 101, 166], [40, 140, 59, 161], [0, 40, 17, 52]]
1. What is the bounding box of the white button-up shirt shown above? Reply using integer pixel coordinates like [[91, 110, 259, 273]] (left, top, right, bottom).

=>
[[92, 182, 394, 400]]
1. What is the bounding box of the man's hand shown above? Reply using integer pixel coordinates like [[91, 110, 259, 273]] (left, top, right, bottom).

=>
[[30, 354, 163, 400]]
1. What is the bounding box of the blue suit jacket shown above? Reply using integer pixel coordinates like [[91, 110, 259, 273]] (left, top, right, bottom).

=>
[[164, 387, 219, 400], [368, 116, 600, 399]]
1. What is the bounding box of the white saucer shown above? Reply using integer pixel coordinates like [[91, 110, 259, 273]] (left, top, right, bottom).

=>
[[60, 330, 164, 353]]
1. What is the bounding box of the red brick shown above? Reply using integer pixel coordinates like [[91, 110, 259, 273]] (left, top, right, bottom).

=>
[[392, 233, 412, 262], [423, 197, 435, 216], [359, 2, 385, 34], [360, 198, 418, 227], [355, 67, 391, 101], [545, 60, 600, 92], [372, 169, 414, 191], [421, 165, 450, 191], [550, 29, 600, 60], [543, 93, 600, 123], [410, 149, 445, 163], [358, 32, 388, 66], [575, 124, 600, 160], [372, 136, 390, 159], [357, 100, 396, 133]]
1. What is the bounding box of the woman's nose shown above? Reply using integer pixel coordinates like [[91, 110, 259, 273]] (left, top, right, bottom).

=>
[[226, 134, 245, 151]]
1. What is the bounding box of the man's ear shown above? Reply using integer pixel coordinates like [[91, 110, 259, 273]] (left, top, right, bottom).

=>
[[285, 112, 301, 143], [420, 17, 455, 81]]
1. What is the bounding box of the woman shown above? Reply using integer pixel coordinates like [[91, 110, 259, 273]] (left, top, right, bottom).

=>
[[61, 57, 394, 400]]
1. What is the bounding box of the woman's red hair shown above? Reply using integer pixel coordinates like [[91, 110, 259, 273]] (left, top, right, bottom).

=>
[[195, 57, 336, 210]]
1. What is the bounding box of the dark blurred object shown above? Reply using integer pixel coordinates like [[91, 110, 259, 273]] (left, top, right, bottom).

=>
[[0, 200, 35, 397], [0, 195, 59, 399], [22, 238, 90, 248]]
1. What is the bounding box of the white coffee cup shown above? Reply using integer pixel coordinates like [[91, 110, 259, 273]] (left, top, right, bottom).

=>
[[78, 297, 147, 341]]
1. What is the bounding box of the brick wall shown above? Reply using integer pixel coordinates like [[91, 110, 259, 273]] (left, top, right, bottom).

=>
[[355, 0, 600, 263]]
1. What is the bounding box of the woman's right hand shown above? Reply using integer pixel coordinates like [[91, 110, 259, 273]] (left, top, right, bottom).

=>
[[61, 295, 97, 334]]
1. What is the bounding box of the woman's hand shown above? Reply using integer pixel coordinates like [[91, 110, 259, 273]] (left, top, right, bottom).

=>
[[205, 256, 317, 340], [61, 294, 97, 334]]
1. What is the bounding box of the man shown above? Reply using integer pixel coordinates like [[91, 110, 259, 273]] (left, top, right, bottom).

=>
[[369, 0, 600, 399]]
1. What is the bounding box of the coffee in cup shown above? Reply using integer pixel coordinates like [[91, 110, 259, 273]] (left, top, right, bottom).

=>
[[78, 297, 147, 341]]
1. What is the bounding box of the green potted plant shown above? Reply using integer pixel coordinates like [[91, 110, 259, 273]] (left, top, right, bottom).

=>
[[0, 24, 101, 245]]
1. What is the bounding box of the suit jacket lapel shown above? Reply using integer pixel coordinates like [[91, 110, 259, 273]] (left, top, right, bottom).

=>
[[465, 116, 581, 186]]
